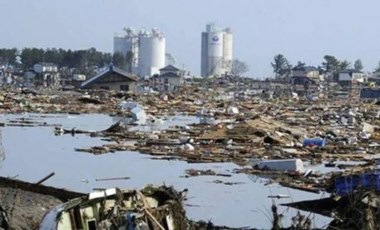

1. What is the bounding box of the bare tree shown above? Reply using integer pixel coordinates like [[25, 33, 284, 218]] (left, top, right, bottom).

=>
[[231, 59, 249, 78]]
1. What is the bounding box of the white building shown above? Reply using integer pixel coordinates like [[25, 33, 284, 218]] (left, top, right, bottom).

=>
[[338, 69, 365, 86], [33, 63, 58, 73], [201, 23, 233, 77], [113, 28, 166, 78], [33, 63, 60, 88], [152, 65, 184, 92]]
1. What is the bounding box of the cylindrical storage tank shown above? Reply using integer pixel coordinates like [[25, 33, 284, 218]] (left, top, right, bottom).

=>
[[207, 32, 224, 76], [201, 32, 208, 77], [138, 35, 152, 78], [138, 32, 166, 78], [207, 32, 224, 57], [201, 32, 209, 76], [129, 36, 139, 69], [113, 37, 132, 56], [150, 36, 166, 71], [223, 31, 233, 72]]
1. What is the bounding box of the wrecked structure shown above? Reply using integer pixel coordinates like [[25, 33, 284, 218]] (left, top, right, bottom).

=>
[[40, 185, 189, 230]]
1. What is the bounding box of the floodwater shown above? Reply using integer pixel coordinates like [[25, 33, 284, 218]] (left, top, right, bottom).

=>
[[0, 113, 331, 229]]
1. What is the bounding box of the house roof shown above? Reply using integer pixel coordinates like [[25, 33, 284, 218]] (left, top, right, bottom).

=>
[[35, 62, 58, 67], [159, 65, 181, 72], [81, 65, 137, 88], [154, 72, 181, 78], [292, 66, 318, 72], [339, 69, 363, 74]]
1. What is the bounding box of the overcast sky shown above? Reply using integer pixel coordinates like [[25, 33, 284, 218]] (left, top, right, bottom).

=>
[[1, 0, 379, 77]]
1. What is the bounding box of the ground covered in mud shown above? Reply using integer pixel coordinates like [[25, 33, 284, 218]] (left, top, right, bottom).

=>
[[0, 187, 62, 230]]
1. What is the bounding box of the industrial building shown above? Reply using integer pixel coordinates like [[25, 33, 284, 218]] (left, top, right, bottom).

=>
[[201, 23, 233, 77], [113, 28, 166, 78]]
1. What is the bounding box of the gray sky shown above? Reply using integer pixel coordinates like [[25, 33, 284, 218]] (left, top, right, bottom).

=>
[[1, 0, 379, 77]]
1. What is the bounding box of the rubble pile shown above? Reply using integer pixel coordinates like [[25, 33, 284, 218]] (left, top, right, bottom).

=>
[[3, 77, 380, 229]]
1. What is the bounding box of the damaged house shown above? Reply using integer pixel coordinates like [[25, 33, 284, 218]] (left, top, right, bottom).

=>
[[290, 66, 320, 86], [151, 65, 184, 93], [81, 65, 138, 91], [33, 63, 61, 88], [338, 69, 365, 86]]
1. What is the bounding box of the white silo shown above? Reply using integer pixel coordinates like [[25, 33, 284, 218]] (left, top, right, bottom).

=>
[[200, 24, 233, 77], [113, 37, 129, 55], [138, 29, 166, 78], [223, 29, 233, 72], [207, 31, 224, 76], [113, 28, 139, 72]]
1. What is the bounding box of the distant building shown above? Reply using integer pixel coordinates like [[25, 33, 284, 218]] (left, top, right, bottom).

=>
[[338, 69, 364, 86], [81, 65, 137, 91], [367, 72, 380, 85], [33, 63, 60, 88], [113, 27, 166, 78], [33, 63, 58, 73], [290, 66, 320, 85], [68, 74, 87, 89], [152, 65, 184, 92], [201, 23, 233, 77]]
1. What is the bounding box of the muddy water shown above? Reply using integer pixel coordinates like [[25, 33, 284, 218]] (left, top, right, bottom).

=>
[[0, 113, 331, 228]]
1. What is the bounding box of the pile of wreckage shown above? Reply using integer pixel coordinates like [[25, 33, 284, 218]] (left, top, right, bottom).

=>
[[4, 79, 380, 229], [0, 175, 259, 230], [283, 166, 380, 230], [39, 185, 190, 230]]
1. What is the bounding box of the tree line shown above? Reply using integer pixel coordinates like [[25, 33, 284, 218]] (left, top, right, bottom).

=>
[[0, 47, 126, 74], [271, 54, 380, 80]]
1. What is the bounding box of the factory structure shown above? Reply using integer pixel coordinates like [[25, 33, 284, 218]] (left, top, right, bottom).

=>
[[201, 23, 233, 77], [113, 28, 166, 78]]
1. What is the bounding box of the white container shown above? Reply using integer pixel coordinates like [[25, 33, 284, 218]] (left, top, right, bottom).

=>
[[251, 158, 304, 172]]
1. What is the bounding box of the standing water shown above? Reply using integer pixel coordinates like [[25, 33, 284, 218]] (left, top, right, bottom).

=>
[[0, 113, 331, 229]]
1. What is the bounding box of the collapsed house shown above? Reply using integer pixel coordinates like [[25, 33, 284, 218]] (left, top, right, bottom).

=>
[[282, 170, 380, 230], [39, 185, 189, 230]]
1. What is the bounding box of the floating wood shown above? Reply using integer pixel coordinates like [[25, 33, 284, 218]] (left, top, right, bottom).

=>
[[95, 176, 130, 181], [35, 172, 55, 185]]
